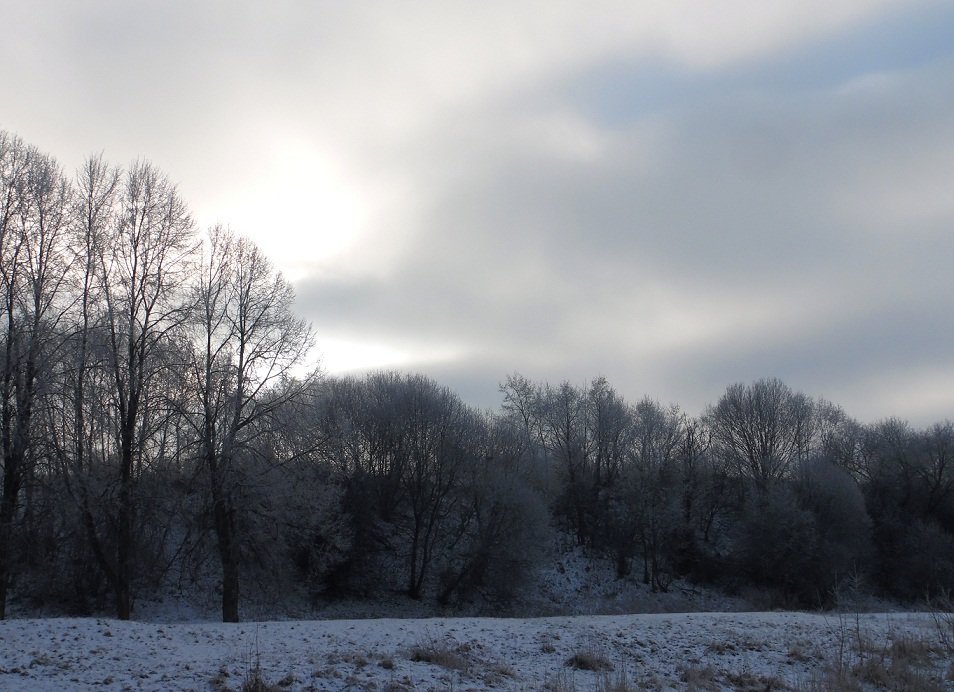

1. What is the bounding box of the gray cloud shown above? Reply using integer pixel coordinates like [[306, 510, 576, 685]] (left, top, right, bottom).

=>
[[296, 30, 954, 423], [4, 1, 954, 424]]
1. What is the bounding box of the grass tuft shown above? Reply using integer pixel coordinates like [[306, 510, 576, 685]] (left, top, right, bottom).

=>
[[680, 664, 720, 691], [565, 649, 613, 672], [408, 631, 470, 672]]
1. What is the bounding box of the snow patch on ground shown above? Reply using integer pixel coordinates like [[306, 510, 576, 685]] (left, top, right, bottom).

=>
[[0, 611, 949, 690], [525, 543, 749, 617], [5, 540, 941, 689]]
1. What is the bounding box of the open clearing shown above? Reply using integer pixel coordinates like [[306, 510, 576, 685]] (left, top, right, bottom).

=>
[[1, 611, 952, 690]]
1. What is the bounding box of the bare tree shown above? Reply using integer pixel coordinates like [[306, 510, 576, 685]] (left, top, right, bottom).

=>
[[88, 160, 195, 619], [500, 373, 544, 447], [586, 377, 632, 488], [186, 225, 315, 622], [35, 154, 122, 612], [628, 398, 683, 590], [813, 400, 865, 480], [392, 375, 472, 599], [0, 133, 73, 618], [437, 412, 548, 605], [539, 381, 592, 543], [706, 378, 815, 493], [919, 422, 954, 518]]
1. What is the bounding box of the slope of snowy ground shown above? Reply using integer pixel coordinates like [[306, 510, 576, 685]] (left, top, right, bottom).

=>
[[1, 611, 951, 690]]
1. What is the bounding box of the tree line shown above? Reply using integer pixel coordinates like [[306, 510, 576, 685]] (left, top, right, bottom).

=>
[[1, 130, 952, 623]]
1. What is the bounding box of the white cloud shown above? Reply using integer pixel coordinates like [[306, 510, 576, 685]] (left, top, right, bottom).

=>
[[319, 335, 465, 374], [3, 0, 953, 423]]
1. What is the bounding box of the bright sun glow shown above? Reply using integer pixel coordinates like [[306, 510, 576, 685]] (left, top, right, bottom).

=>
[[320, 336, 465, 375], [203, 134, 369, 282]]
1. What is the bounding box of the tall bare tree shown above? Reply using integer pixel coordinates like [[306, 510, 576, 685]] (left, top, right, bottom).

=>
[[91, 160, 195, 619], [186, 225, 314, 622], [540, 381, 592, 543], [0, 133, 73, 618], [629, 397, 683, 590], [39, 155, 122, 611], [586, 377, 632, 488], [397, 376, 472, 599]]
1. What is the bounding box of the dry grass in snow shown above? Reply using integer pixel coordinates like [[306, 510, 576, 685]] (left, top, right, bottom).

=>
[[0, 611, 952, 690]]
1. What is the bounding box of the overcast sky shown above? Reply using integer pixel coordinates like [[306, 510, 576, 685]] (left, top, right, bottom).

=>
[[3, 1, 954, 424]]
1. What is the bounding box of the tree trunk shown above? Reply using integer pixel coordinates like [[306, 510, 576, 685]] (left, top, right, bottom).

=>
[[0, 477, 18, 620], [642, 540, 650, 585], [115, 421, 134, 621], [221, 556, 240, 624], [0, 429, 24, 620], [407, 525, 421, 600], [213, 494, 240, 622], [115, 479, 132, 620], [615, 549, 629, 579]]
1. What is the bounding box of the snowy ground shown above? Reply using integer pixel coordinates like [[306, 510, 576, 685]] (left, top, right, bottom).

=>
[[1, 611, 952, 690]]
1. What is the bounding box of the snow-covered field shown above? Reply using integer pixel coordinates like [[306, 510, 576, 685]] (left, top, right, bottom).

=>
[[1, 611, 951, 691]]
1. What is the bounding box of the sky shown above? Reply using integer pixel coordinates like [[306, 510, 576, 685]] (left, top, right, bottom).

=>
[[2, 0, 954, 424]]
